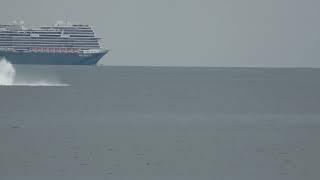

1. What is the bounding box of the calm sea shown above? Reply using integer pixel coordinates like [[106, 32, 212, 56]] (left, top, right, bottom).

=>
[[0, 66, 320, 180]]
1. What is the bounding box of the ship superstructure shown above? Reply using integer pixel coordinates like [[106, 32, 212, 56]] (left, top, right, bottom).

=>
[[0, 21, 108, 65]]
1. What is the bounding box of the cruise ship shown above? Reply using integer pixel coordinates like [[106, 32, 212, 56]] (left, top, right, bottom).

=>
[[0, 21, 109, 65]]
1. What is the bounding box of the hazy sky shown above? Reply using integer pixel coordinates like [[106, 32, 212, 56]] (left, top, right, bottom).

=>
[[1, 0, 320, 67]]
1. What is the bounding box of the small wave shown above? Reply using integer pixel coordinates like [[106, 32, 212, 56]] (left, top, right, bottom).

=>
[[0, 58, 69, 87]]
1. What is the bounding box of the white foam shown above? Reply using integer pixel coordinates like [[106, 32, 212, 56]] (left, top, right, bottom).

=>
[[0, 58, 16, 85], [0, 58, 69, 87], [10, 82, 70, 87]]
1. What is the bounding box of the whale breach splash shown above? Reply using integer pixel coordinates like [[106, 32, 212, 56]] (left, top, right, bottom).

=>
[[0, 58, 15, 85], [0, 58, 69, 87]]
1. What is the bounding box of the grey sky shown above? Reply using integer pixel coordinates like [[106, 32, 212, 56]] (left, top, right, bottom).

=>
[[1, 0, 319, 67]]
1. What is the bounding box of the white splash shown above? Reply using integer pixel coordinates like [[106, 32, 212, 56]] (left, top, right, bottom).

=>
[[0, 58, 15, 85], [0, 58, 69, 87]]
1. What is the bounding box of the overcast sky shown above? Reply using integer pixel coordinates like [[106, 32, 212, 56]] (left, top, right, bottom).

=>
[[1, 0, 320, 67]]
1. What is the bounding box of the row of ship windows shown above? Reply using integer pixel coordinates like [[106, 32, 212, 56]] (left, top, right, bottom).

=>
[[0, 45, 100, 48], [0, 37, 98, 39], [40, 27, 92, 30], [0, 42, 99, 45], [37, 31, 93, 34], [1, 43, 99, 46], [0, 42, 100, 45], [31, 48, 83, 51], [28, 29, 94, 32], [30, 47, 95, 50], [0, 39, 99, 42], [40, 29, 92, 31], [0, 37, 99, 40], [0, 34, 97, 36], [0, 39, 99, 43], [0, 41, 99, 43], [0, 34, 95, 37], [28, 48, 95, 52], [0, 35, 95, 38], [0, 45, 100, 47], [0, 32, 94, 34], [15, 31, 95, 34], [3, 28, 94, 31], [2, 46, 100, 50]]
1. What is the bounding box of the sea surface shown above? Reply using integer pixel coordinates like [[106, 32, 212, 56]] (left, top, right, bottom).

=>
[[0, 66, 320, 180]]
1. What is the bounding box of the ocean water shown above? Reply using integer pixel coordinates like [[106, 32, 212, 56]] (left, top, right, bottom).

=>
[[0, 65, 320, 180]]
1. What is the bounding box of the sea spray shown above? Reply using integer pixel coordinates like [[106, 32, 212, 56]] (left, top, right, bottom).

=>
[[0, 58, 69, 86], [0, 58, 15, 85]]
